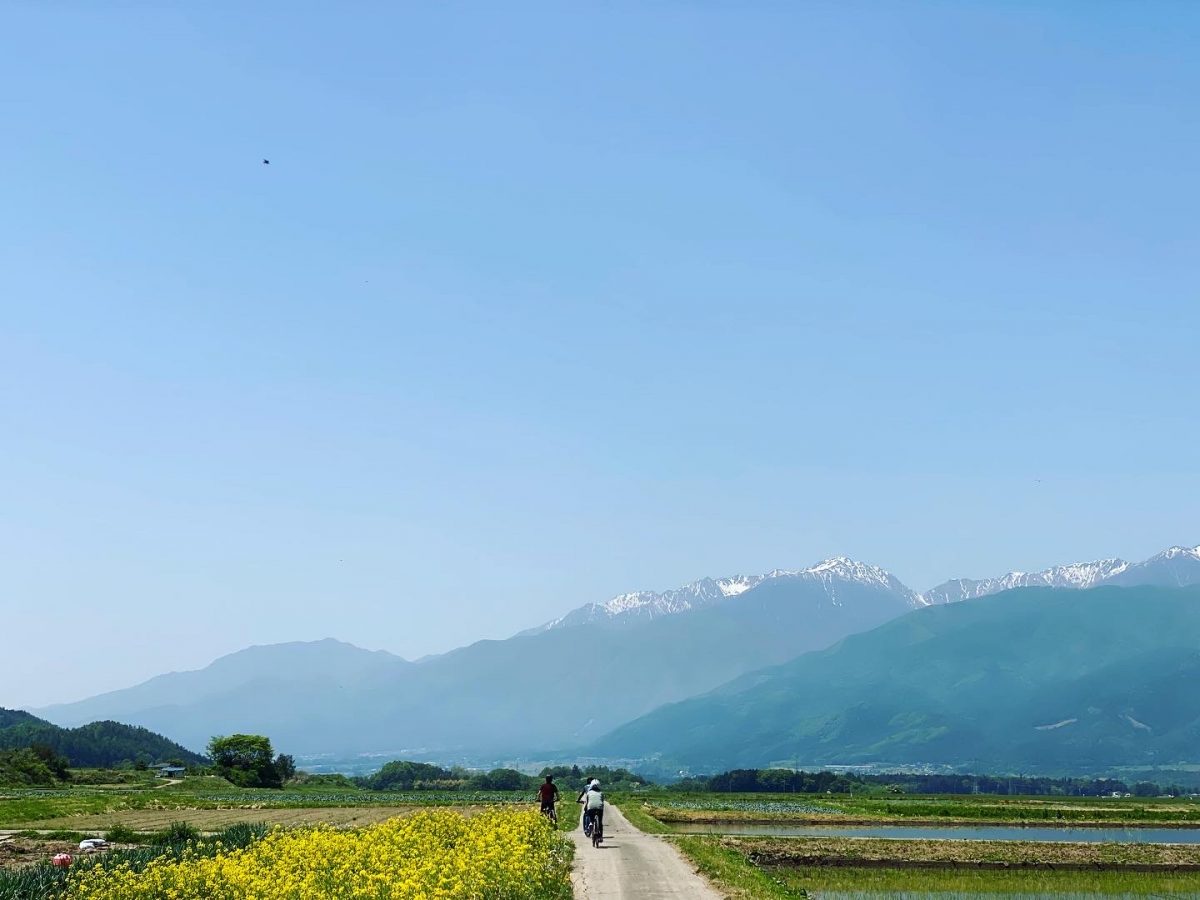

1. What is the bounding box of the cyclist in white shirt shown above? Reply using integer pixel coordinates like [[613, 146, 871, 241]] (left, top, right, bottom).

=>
[[584, 781, 604, 842]]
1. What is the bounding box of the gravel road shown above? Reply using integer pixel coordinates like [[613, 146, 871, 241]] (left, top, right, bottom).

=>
[[571, 804, 724, 899]]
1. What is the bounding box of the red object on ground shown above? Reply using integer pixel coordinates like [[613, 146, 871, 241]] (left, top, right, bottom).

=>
[[52, 853, 73, 868]]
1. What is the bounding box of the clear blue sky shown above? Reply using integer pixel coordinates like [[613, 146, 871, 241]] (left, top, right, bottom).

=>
[[3, 3, 1198, 707]]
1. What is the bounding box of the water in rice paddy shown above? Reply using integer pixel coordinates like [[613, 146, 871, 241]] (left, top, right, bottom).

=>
[[672, 822, 1200, 843], [811, 894, 1172, 899]]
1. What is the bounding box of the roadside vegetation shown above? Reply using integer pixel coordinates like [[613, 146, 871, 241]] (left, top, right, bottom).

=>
[[0, 823, 268, 900]]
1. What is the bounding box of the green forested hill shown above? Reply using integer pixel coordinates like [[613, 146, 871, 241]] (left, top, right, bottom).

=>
[[0, 709, 206, 767], [595, 585, 1200, 773]]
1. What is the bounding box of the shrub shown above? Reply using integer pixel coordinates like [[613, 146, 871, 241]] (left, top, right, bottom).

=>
[[103, 825, 140, 844], [147, 822, 200, 846]]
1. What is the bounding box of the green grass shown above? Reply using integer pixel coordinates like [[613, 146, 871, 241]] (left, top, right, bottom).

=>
[[549, 797, 580, 833], [772, 864, 1200, 895], [0, 784, 541, 828], [671, 836, 806, 899], [612, 799, 672, 834]]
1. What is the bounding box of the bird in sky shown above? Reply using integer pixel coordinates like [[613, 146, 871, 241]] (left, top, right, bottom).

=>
[[262, 158, 270, 165]]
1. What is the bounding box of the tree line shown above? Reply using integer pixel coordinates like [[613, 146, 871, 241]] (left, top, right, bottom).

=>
[[670, 768, 1193, 797], [355, 760, 651, 793]]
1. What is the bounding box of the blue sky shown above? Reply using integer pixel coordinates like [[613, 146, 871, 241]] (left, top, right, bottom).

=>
[[3, 2, 1198, 706]]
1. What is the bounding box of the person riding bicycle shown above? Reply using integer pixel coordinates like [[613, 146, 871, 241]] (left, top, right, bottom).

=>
[[537, 775, 560, 821], [583, 781, 605, 843], [577, 778, 598, 833]]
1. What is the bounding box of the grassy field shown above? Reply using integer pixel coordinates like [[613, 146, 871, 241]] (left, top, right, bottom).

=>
[[0, 778, 579, 899], [772, 862, 1200, 897], [0, 778, 542, 829], [8, 805, 427, 831]]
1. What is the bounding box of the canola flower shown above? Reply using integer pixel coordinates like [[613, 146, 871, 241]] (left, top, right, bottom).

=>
[[64, 809, 573, 900]]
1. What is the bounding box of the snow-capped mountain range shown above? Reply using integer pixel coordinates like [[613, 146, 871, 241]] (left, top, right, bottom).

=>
[[528, 545, 1200, 633], [524, 557, 925, 634], [922, 558, 1130, 604]]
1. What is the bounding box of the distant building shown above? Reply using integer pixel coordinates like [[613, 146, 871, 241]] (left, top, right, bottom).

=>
[[152, 764, 186, 778]]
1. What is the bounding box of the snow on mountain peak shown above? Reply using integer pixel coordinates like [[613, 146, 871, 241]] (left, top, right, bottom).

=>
[[525, 556, 921, 633], [922, 558, 1129, 604], [801, 557, 925, 607], [1156, 546, 1200, 561], [715, 575, 765, 597], [806, 557, 888, 583], [526, 542, 1200, 637]]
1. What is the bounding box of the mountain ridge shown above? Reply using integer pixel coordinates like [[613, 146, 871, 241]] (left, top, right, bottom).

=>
[[523, 556, 925, 635], [35, 566, 920, 757], [592, 585, 1200, 773], [527, 544, 1199, 634], [28, 543, 1200, 762]]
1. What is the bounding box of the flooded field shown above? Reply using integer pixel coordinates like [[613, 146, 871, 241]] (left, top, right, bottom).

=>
[[672, 822, 1200, 843]]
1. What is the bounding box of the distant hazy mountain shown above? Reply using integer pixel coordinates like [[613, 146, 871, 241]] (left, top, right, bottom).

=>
[[40, 639, 410, 730], [37, 560, 918, 757], [35, 545, 1200, 762], [922, 545, 1200, 604], [526, 557, 927, 633], [593, 585, 1200, 773], [0, 708, 205, 767]]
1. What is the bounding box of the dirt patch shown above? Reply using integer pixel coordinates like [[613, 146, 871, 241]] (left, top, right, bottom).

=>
[[0, 838, 85, 872]]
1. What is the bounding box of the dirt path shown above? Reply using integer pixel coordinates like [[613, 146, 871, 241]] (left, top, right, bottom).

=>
[[571, 805, 724, 899]]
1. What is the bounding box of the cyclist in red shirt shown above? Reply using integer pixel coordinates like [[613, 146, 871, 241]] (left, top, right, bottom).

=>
[[537, 775, 560, 823]]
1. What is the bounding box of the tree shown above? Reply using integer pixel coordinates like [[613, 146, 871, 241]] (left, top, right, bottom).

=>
[[207, 735, 281, 788], [471, 768, 530, 791], [359, 760, 456, 791], [30, 743, 69, 779], [0, 748, 57, 786], [274, 753, 296, 783]]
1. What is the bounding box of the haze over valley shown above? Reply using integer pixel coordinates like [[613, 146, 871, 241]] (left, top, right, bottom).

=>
[[32, 544, 1200, 775]]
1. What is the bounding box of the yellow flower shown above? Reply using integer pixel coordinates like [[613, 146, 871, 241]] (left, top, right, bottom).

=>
[[64, 809, 571, 900]]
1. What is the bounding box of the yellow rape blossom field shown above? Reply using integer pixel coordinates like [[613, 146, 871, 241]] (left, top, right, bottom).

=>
[[63, 809, 573, 900]]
